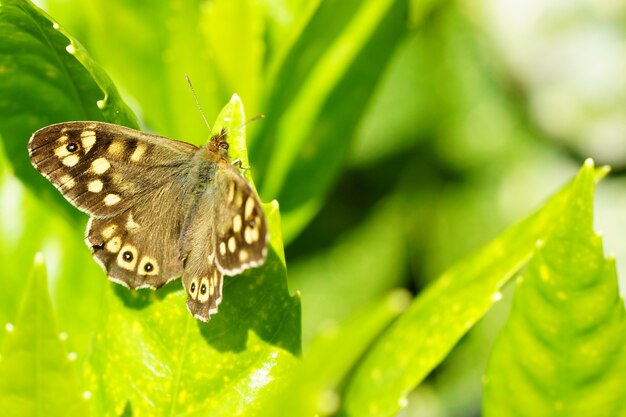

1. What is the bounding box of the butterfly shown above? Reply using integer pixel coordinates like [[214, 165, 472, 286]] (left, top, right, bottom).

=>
[[28, 121, 268, 321]]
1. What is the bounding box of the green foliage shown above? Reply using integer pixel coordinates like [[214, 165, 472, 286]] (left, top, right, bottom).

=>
[[483, 164, 626, 416], [0, 0, 136, 219], [339, 163, 611, 417], [0, 0, 625, 416], [0, 255, 87, 417]]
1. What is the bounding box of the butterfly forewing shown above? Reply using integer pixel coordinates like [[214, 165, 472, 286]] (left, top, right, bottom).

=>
[[86, 190, 187, 289], [28, 122, 197, 216]]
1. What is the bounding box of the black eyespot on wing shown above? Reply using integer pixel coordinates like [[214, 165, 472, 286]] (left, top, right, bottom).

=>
[[144, 262, 153, 272], [66, 142, 78, 152], [191, 282, 196, 293], [200, 283, 207, 295], [123, 251, 133, 261]]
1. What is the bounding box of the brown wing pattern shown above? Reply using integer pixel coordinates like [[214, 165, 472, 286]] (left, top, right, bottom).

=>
[[179, 165, 267, 321], [28, 122, 197, 217]]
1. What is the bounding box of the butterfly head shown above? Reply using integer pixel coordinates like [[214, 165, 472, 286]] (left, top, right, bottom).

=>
[[208, 128, 230, 160]]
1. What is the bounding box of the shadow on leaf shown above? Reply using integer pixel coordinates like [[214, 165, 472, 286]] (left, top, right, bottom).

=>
[[198, 248, 301, 356], [112, 278, 181, 310]]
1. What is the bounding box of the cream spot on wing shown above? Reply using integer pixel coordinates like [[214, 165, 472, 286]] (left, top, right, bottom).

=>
[[106, 236, 122, 253], [251, 227, 259, 243], [56, 134, 69, 144], [54, 144, 71, 158], [228, 236, 237, 252], [198, 277, 209, 302], [126, 213, 140, 230], [62, 154, 79, 167], [91, 157, 111, 174], [80, 130, 96, 153], [219, 242, 227, 256], [233, 215, 242, 233], [234, 189, 243, 208], [107, 141, 124, 157], [101, 224, 117, 239], [244, 197, 255, 219], [228, 182, 235, 203], [209, 280, 215, 296], [244, 227, 253, 244], [87, 179, 103, 193], [239, 249, 249, 262], [117, 244, 138, 271], [60, 175, 75, 189], [138, 256, 159, 276], [207, 252, 215, 264], [130, 143, 147, 162], [104, 194, 121, 206]]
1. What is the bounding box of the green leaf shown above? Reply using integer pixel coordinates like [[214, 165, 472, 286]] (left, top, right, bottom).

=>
[[254, 0, 409, 242], [0, 148, 110, 363], [340, 161, 610, 417], [84, 105, 300, 417], [0, 0, 136, 214], [483, 163, 626, 415], [86, 230, 299, 416], [258, 290, 411, 417], [289, 197, 407, 344], [0, 254, 88, 417], [44, 0, 266, 145]]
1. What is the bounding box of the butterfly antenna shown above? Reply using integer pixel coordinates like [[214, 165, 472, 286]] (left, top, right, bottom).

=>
[[185, 74, 211, 132], [233, 114, 265, 135]]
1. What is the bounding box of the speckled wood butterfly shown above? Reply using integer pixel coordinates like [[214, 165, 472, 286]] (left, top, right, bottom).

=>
[[28, 122, 268, 321]]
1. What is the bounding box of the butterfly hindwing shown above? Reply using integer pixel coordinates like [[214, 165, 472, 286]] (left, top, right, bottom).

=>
[[178, 164, 267, 321], [28, 122, 197, 216], [182, 245, 224, 321], [213, 165, 268, 275], [86, 192, 187, 289]]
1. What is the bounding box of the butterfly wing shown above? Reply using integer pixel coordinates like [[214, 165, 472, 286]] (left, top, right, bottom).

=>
[[29, 122, 197, 216], [213, 165, 268, 274], [85, 185, 189, 289], [30, 121, 199, 289], [181, 164, 268, 321]]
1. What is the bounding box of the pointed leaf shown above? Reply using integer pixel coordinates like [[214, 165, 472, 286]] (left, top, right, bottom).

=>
[[341, 162, 610, 417], [483, 162, 626, 416], [0, 254, 88, 417]]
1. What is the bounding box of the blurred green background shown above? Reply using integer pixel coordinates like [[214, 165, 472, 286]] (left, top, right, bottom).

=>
[[1, 0, 625, 416]]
